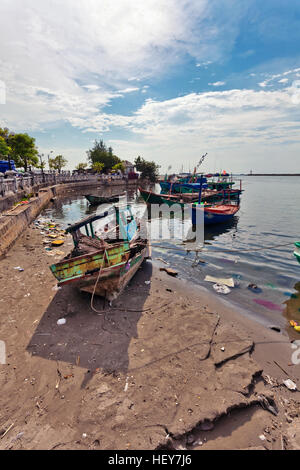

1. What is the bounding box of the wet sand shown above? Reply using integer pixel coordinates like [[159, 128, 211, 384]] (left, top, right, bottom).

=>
[[1, 223, 300, 449]]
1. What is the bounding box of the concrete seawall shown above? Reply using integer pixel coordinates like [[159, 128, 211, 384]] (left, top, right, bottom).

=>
[[0, 179, 140, 257]]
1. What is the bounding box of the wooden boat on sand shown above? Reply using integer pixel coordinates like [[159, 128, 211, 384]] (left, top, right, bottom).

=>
[[50, 206, 150, 300]]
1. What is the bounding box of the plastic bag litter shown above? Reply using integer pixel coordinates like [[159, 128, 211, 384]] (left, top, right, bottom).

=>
[[283, 379, 297, 391], [213, 283, 231, 295], [13, 266, 24, 272], [57, 318, 66, 325]]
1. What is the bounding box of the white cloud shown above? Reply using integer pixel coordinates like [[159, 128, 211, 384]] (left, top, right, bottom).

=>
[[117, 87, 139, 94], [0, 1, 299, 172], [0, 0, 249, 132], [209, 81, 226, 87]]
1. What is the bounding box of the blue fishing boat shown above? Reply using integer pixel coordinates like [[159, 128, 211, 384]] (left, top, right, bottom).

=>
[[189, 174, 240, 225], [160, 181, 208, 194]]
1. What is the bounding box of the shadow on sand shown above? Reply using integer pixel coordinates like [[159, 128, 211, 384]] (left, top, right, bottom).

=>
[[27, 260, 152, 386]]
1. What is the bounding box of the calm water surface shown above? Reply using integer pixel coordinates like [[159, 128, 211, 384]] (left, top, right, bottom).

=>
[[41, 177, 300, 336]]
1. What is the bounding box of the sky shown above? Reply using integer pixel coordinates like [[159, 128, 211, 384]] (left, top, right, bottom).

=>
[[0, 0, 300, 173]]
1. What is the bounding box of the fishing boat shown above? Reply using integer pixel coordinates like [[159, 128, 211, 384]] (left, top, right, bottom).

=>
[[84, 193, 125, 205], [294, 242, 300, 264], [139, 187, 241, 208], [160, 181, 208, 194], [50, 206, 149, 300], [139, 187, 198, 208], [190, 202, 240, 226]]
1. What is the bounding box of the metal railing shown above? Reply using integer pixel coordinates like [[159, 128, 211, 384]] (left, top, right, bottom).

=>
[[0, 172, 98, 198]]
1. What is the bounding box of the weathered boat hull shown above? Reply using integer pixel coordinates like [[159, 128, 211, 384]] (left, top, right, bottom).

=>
[[139, 187, 241, 208], [50, 206, 149, 301], [79, 244, 149, 300], [50, 242, 131, 284]]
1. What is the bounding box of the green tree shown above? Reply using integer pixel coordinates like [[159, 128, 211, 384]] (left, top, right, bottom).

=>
[[9, 133, 39, 171], [75, 162, 88, 171], [134, 156, 160, 182], [49, 155, 68, 173], [112, 162, 125, 173], [0, 127, 13, 144], [0, 136, 11, 156], [87, 140, 121, 172], [92, 162, 105, 173]]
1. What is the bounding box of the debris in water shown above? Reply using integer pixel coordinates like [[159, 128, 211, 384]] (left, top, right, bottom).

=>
[[156, 257, 169, 265], [213, 283, 231, 295], [248, 283, 262, 293], [204, 275, 234, 288], [253, 299, 284, 311]]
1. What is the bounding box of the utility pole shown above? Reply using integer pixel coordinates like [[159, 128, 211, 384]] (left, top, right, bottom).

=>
[[48, 150, 53, 171], [39, 153, 45, 181]]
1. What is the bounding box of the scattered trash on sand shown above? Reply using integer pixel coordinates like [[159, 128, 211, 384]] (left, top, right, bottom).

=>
[[52, 285, 62, 291], [283, 379, 297, 391], [57, 318, 66, 325], [204, 275, 235, 288], [54, 250, 65, 256], [13, 266, 24, 272], [213, 283, 231, 295], [51, 239, 64, 247], [0, 423, 14, 439], [159, 267, 178, 277]]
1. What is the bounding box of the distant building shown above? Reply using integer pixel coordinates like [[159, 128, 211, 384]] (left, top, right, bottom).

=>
[[122, 160, 135, 175]]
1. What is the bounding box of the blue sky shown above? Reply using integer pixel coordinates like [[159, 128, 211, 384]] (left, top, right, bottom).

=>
[[0, 0, 300, 173]]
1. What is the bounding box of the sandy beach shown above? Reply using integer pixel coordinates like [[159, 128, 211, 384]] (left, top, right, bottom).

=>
[[0, 221, 300, 450]]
